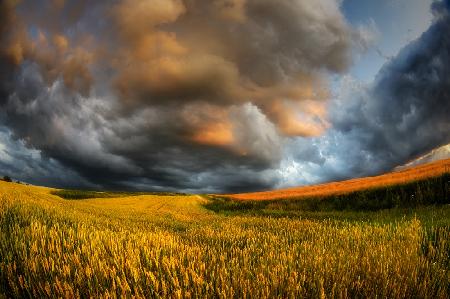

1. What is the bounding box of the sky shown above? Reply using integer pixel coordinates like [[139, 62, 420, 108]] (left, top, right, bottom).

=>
[[0, 0, 449, 193], [342, 0, 434, 81]]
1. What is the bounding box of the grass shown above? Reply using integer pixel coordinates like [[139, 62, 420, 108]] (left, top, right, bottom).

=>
[[0, 177, 449, 298], [205, 173, 450, 215]]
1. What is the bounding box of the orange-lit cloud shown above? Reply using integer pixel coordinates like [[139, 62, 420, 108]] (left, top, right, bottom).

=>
[[191, 122, 234, 147], [180, 103, 234, 147], [268, 100, 329, 137], [106, 0, 350, 141], [53, 34, 68, 53]]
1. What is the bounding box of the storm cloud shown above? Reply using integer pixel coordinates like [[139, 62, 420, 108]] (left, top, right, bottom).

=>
[[333, 0, 450, 174], [281, 0, 450, 187], [0, 0, 449, 192]]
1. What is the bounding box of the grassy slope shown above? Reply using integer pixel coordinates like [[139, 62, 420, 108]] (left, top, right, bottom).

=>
[[205, 172, 450, 216], [229, 158, 450, 200], [1, 180, 449, 298]]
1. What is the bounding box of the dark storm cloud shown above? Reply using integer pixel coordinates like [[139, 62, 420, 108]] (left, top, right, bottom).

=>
[[334, 0, 450, 172], [0, 126, 94, 188], [284, 0, 450, 186], [0, 0, 362, 192]]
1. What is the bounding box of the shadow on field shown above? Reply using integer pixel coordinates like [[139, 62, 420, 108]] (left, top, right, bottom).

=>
[[203, 173, 450, 223]]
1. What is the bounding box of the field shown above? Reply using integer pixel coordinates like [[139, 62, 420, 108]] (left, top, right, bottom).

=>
[[1, 167, 450, 297], [207, 173, 450, 216], [229, 158, 450, 200]]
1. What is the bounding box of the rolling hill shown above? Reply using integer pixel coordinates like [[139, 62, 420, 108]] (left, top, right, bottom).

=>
[[229, 158, 450, 201], [395, 144, 450, 171]]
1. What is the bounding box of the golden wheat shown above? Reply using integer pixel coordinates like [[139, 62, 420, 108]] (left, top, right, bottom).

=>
[[0, 181, 448, 298]]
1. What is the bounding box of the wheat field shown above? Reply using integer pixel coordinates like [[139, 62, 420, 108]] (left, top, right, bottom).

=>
[[0, 181, 449, 298]]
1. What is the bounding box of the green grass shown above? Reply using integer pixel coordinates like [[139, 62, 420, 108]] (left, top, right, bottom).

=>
[[204, 173, 450, 215]]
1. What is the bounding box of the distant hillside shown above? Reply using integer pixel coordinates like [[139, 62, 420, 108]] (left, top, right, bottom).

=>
[[229, 158, 450, 201], [395, 144, 450, 171]]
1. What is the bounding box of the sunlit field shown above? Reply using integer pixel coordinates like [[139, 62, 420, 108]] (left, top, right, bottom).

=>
[[1, 180, 449, 298], [230, 159, 450, 200]]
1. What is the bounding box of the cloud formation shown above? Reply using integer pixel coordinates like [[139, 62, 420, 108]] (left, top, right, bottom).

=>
[[0, 0, 359, 192], [280, 0, 450, 187], [0, 0, 448, 192], [331, 0, 450, 174]]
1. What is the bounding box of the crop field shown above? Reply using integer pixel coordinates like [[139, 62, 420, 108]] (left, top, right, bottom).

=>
[[1, 178, 450, 298], [229, 158, 450, 200]]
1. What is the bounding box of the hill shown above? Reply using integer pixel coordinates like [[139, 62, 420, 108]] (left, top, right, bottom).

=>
[[395, 144, 450, 171], [229, 158, 450, 201]]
